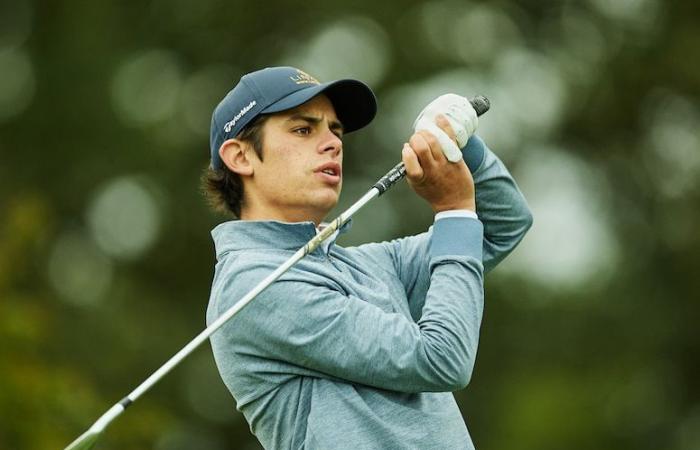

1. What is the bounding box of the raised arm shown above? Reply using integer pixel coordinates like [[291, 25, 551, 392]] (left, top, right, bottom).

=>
[[349, 133, 532, 320]]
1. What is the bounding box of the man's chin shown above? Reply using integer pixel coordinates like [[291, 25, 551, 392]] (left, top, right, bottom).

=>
[[320, 196, 340, 214], [320, 184, 341, 203], [314, 191, 340, 217]]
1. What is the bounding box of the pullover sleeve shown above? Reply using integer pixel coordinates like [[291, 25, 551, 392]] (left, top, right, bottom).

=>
[[211, 219, 484, 393], [467, 135, 534, 272]]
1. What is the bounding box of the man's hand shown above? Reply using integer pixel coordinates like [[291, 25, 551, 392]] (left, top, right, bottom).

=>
[[402, 114, 476, 213], [413, 94, 479, 162]]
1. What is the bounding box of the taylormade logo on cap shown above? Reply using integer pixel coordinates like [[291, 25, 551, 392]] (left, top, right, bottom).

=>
[[223, 100, 257, 133]]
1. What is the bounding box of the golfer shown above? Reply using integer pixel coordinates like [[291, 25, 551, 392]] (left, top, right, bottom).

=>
[[204, 66, 532, 450]]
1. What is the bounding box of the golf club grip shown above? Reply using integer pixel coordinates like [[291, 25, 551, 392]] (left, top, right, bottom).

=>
[[373, 95, 490, 195], [470, 95, 490, 116]]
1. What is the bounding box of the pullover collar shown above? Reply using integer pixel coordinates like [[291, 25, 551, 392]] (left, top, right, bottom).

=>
[[212, 219, 352, 258]]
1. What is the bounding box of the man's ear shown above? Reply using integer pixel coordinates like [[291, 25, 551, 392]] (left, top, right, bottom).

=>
[[219, 139, 255, 176]]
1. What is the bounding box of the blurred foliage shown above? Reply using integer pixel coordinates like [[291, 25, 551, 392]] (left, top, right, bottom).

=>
[[1, 0, 699, 449]]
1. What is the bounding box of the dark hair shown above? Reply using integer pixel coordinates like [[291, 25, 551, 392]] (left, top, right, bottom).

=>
[[201, 114, 269, 217]]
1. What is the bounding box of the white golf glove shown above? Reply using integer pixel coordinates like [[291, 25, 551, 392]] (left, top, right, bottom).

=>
[[413, 94, 478, 162]]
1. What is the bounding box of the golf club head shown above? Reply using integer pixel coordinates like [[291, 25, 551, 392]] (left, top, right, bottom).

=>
[[65, 428, 101, 450]]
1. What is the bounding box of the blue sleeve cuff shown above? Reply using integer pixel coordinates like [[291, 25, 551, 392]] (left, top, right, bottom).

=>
[[430, 217, 483, 260], [462, 134, 486, 173]]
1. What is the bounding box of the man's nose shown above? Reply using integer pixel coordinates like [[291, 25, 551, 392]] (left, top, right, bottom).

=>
[[319, 129, 342, 156]]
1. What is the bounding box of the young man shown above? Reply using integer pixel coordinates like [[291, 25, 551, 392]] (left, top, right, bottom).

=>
[[204, 66, 532, 450]]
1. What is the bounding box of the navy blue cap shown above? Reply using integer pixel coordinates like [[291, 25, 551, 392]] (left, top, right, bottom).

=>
[[209, 66, 377, 169]]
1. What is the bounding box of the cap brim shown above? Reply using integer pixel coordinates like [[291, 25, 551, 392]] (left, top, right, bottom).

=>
[[261, 79, 376, 133]]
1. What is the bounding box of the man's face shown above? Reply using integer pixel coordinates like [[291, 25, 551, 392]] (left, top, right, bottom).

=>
[[244, 94, 344, 224]]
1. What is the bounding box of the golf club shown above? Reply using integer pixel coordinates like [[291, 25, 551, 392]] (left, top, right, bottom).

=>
[[65, 95, 490, 450]]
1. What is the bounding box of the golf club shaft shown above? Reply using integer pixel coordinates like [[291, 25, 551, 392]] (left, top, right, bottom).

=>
[[65, 95, 490, 450], [65, 173, 390, 450]]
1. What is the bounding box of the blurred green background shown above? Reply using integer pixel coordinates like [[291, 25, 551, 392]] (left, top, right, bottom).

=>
[[1, 0, 699, 449]]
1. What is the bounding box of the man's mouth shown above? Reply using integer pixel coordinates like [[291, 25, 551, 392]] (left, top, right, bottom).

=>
[[315, 162, 342, 185]]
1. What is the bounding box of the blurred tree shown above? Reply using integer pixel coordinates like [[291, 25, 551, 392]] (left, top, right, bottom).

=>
[[0, 0, 698, 449]]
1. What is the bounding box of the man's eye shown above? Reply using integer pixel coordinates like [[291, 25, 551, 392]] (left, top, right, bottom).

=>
[[294, 127, 311, 135]]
